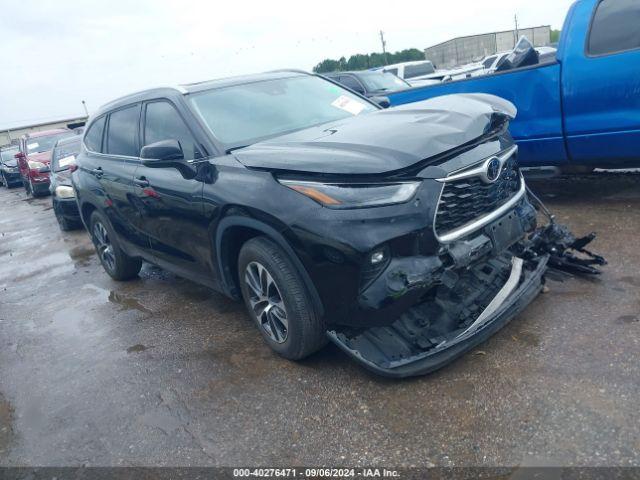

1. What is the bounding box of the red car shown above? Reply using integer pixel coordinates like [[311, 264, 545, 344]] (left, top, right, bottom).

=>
[[16, 129, 74, 196]]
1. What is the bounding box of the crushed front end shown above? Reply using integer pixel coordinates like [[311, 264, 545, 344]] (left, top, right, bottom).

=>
[[322, 145, 603, 378]]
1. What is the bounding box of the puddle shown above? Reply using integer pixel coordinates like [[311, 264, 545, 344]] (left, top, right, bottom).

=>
[[109, 291, 153, 314], [68, 245, 96, 267], [82, 284, 152, 314], [127, 344, 148, 353], [616, 315, 638, 325]]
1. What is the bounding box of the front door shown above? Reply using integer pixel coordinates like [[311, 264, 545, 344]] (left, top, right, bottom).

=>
[[132, 100, 212, 284]]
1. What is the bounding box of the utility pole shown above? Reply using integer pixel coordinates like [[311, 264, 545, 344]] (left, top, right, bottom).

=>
[[379, 30, 388, 65], [81, 100, 89, 117], [514, 14, 520, 46]]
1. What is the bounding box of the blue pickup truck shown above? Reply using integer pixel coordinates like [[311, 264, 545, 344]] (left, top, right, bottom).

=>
[[387, 0, 640, 169]]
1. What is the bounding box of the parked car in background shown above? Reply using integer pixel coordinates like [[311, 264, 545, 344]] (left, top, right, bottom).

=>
[[323, 70, 409, 106], [385, 0, 640, 169], [74, 70, 555, 377], [0, 144, 21, 188], [16, 129, 73, 196], [50, 135, 82, 230], [376, 60, 443, 86]]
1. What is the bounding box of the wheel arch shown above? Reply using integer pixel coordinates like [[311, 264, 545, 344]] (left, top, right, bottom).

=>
[[215, 216, 324, 317]]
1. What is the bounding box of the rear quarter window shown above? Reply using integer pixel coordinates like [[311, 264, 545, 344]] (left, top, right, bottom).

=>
[[588, 0, 640, 56]]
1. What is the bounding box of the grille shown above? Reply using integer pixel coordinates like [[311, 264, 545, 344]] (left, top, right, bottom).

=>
[[435, 156, 521, 236]]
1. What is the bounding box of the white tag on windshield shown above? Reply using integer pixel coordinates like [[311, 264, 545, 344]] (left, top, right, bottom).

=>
[[59, 155, 76, 167], [331, 95, 366, 115], [27, 142, 39, 150]]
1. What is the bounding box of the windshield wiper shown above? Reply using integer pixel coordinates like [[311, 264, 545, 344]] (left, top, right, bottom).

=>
[[226, 145, 250, 154]]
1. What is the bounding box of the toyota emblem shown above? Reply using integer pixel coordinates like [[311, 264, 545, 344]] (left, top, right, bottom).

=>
[[484, 157, 502, 183]]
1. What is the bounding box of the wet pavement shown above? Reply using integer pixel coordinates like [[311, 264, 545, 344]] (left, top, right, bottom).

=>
[[0, 175, 639, 467]]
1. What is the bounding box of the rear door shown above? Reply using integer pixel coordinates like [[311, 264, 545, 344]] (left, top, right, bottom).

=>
[[98, 103, 149, 252], [132, 99, 211, 282], [562, 0, 640, 166]]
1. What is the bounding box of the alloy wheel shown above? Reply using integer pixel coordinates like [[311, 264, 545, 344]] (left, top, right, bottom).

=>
[[92, 222, 116, 272], [244, 261, 289, 343]]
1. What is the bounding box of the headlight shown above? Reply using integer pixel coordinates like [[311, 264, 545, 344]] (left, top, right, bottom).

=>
[[28, 160, 46, 170], [55, 185, 75, 199], [278, 179, 420, 208]]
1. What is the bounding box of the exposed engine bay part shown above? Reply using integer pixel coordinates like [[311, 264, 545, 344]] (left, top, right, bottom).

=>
[[526, 186, 607, 276], [327, 190, 606, 378]]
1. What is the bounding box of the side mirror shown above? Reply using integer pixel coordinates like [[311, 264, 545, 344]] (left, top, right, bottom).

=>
[[141, 139, 184, 162], [371, 96, 391, 109], [140, 139, 196, 179], [15, 152, 25, 160]]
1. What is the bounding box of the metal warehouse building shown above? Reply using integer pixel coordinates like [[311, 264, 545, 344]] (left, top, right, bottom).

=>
[[1, 117, 87, 146], [425, 26, 551, 69]]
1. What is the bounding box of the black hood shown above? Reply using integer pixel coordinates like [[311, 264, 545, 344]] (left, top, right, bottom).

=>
[[233, 93, 516, 175]]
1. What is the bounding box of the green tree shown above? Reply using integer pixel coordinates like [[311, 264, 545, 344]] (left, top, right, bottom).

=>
[[550, 29, 561, 44], [313, 48, 427, 73]]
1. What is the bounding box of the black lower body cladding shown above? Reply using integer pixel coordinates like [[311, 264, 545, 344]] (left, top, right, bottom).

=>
[[328, 253, 548, 378]]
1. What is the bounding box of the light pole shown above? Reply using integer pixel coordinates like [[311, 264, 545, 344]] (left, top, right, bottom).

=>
[[81, 100, 89, 117]]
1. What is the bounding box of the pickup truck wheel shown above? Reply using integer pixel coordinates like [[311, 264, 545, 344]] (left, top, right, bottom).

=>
[[238, 237, 327, 360], [89, 210, 142, 281]]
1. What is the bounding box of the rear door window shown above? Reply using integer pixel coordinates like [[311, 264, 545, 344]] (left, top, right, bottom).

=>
[[143, 101, 201, 160], [84, 116, 106, 153], [588, 0, 640, 56], [106, 105, 141, 157]]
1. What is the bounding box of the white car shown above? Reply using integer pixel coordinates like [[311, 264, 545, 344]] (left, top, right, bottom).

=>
[[377, 60, 443, 87]]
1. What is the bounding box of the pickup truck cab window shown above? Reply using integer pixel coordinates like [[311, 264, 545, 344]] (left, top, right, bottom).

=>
[[106, 104, 141, 157], [404, 62, 435, 79], [339, 75, 365, 94], [143, 101, 201, 160], [84, 116, 106, 153], [588, 0, 640, 56]]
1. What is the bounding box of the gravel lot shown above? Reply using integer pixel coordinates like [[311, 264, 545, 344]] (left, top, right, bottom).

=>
[[0, 174, 638, 467]]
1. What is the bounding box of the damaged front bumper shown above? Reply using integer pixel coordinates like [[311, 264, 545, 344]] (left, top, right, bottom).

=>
[[328, 253, 548, 378]]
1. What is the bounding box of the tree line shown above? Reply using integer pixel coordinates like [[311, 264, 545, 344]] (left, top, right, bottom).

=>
[[312, 48, 426, 73]]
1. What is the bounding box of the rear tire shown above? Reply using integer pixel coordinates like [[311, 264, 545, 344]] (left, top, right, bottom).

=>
[[238, 236, 327, 360], [89, 210, 142, 280]]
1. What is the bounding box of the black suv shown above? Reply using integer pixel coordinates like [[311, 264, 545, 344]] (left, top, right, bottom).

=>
[[73, 71, 547, 377]]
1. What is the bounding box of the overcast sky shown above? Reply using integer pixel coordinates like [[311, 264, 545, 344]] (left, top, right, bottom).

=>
[[0, 0, 571, 129]]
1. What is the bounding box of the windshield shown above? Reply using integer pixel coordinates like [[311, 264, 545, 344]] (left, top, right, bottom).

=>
[[25, 132, 73, 154], [358, 72, 409, 92], [188, 75, 376, 150], [1, 147, 18, 165]]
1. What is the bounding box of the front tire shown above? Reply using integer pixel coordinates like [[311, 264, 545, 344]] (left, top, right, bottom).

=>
[[238, 237, 327, 360], [89, 210, 142, 280]]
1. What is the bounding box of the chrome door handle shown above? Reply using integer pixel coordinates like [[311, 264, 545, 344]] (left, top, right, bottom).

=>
[[133, 177, 149, 187], [91, 167, 103, 178]]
